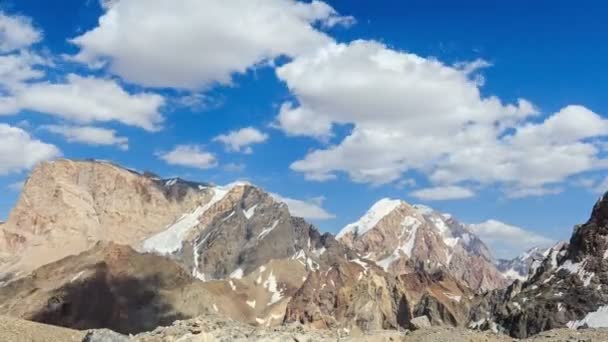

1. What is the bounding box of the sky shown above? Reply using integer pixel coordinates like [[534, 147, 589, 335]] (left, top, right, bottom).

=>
[[0, 0, 606, 259]]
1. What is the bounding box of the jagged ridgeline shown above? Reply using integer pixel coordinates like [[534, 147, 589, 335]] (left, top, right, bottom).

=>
[[1, 159, 608, 340], [471, 193, 608, 338]]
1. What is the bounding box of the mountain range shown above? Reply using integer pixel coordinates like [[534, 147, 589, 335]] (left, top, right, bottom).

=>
[[0, 159, 606, 340]]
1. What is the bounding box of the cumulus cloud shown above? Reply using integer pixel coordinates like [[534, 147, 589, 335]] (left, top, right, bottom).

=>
[[214, 127, 269, 153], [158, 145, 218, 170], [0, 123, 60, 175], [469, 219, 555, 259], [70, 0, 352, 89], [2, 74, 165, 130], [271, 193, 335, 220], [0, 12, 42, 53], [410, 186, 475, 201], [43, 125, 129, 150], [275, 40, 608, 196]]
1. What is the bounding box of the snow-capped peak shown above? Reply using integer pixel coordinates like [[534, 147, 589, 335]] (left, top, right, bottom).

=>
[[337, 198, 403, 239]]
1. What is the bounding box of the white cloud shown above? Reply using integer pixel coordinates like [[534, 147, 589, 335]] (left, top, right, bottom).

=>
[[0, 51, 48, 91], [43, 125, 129, 150], [469, 219, 555, 259], [271, 193, 335, 220], [0, 12, 42, 53], [275, 40, 608, 196], [158, 145, 218, 170], [3, 74, 165, 130], [0, 123, 60, 175], [504, 186, 563, 199], [214, 127, 268, 153], [70, 0, 351, 89], [410, 186, 475, 201], [8, 181, 24, 192]]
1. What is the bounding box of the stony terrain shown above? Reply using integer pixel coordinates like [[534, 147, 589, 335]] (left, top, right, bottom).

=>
[[3, 314, 608, 342]]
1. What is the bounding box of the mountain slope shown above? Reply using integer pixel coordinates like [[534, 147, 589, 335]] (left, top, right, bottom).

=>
[[471, 193, 608, 338], [142, 183, 330, 282], [337, 199, 507, 291]]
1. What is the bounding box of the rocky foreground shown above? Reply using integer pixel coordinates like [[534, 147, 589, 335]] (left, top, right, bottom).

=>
[[2, 315, 608, 342]]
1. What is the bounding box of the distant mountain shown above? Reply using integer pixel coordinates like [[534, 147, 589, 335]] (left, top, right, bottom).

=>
[[495, 247, 552, 282], [471, 193, 608, 338], [337, 199, 507, 291]]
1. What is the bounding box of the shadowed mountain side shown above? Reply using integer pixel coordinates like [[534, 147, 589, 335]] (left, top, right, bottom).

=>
[[0, 242, 221, 334], [29, 265, 188, 334]]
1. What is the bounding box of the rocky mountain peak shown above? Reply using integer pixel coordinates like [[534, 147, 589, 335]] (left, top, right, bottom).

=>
[[567, 191, 608, 261], [337, 199, 506, 291]]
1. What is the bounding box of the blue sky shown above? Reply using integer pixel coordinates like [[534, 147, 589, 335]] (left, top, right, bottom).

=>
[[0, 0, 606, 258]]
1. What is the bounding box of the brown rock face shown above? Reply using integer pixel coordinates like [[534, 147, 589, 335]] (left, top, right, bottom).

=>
[[0, 159, 207, 275], [284, 256, 477, 332], [285, 257, 408, 331], [337, 199, 507, 292]]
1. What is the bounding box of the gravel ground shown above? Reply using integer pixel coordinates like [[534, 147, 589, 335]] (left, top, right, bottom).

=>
[[2, 315, 608, 342], [0, 316, 85, 342]]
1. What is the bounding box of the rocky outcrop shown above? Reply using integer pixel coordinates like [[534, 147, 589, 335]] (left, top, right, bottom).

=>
[[285, 251, 475, 331], [337, 199, 507, 291], [0, 159, 208, 275], [284, 256, 408, 331], [400, 270, 474, 327], [471, 193, 608, 338]]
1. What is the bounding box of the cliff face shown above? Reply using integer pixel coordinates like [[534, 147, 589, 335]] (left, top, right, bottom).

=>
[[0, 159, 207, 275]]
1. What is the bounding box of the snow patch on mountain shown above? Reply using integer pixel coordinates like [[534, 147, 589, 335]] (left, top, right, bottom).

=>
[[243, 204, 257, 219], [258, 220, 279, 240], [142, 182, 244, 255], [337, 198, 402, 238], [567, 305, 608, 329]]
